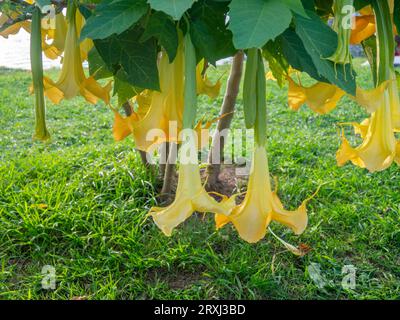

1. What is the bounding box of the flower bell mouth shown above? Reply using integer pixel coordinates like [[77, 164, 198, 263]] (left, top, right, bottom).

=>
[[149, 132, 236, 236], [337, 90, 397, 172], [287, 76, 345, 114], [350, 15, 376, 45], [41, 5, 111, 105], [196, 60, 222, 99], [353, 81, 391, 113], [215, 145, 311, 244]]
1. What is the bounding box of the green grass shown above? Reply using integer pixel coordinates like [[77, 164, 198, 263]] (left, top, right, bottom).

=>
[[0, 60, 399, 300]]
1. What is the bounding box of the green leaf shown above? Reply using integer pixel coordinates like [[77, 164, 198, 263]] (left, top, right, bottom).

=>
[[189, 0, 235, 64], [228, 0, 293, 49], [88, 47, 113, 80], [147, 0, 196, 20], [113, 70, 141, 106], [140, 11, 178, 62], [35, 0, 51, 9], [294, 12, 356, 95], [281, 0, 307, 17], [280, 28, 326, 82], [94, 27, 160, 91], [81, 0, 148, 40], [263, 39, 290, 88]]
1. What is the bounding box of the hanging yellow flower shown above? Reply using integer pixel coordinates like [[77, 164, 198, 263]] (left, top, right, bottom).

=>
[[130, 46, 184, 151], [350, 15, 376, 44], [353, 80, 391, 113], [149, 132, 236, 236], [196, 60, 222, 99], [75, 10, 93, 62], [112, 43, 222, 151], [215, 145, 311, 244], [287, 76, 345, 114], [388, 76, 400, 131], [112, 89, 220, 151], [337, 90, 396, 172], [41, 5, 111, 105], [41, 13, 67, 60]]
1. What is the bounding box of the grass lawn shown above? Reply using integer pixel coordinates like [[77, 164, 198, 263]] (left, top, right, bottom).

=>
[[0, 59, 399, 300]]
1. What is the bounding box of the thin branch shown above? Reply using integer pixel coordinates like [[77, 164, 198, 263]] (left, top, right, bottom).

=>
[[206, 51, 244, 189]]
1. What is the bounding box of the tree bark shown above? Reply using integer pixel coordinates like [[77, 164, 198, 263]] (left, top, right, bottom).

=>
[[122, 101, 152, 169], [159, 142, 170, 179], [206, 51, 244, 189], [160, 143, 178, 204]]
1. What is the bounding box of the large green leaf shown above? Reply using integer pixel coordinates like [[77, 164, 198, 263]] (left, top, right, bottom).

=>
[[280, 28, 326, 83], [189, 0, 235, 64], [140, 11, 178, 62], [81, 0, 148, 40], [294, 12, 356, 95], [228, 0, 293, 49], [263, 39, 290, 88], [94, 27, 160, 91], [113, 70, 142, 106], [281, 0, 308, 17], [88, 47, 113, 80], [147, 0, 197, 20]]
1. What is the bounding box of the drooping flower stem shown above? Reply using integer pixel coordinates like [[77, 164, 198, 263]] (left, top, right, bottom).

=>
[[254, 49, 267, 146], [244, 48, 267, 146], [182, 32, 198, 130], [327, 0, 354, 66], [30, 5, 50, 141], [372, 0, 395, 85]]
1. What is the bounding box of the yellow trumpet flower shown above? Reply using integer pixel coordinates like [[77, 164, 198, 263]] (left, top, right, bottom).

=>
[[41, 13, 67, 60], [112, 44, 222, 151], [149, 133, 236, 236], [196, 60, 222, 99], [112, 91, 220, 151], [353, 80, 391, 113], [337, 90, 396, 172], [42, 8, 111, 105], [75, 10, 93, 62], [130, 46, 184, 151], [388, 76, 400, 131], [287, 76, 345, 114], [350, 15, 376, 44], [112, 91, 150, 142], [215, 145, 311, 244]]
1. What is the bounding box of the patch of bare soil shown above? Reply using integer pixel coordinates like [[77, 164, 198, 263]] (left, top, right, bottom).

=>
[[156, 164, 249, 205], [147, 268, 204, 290]]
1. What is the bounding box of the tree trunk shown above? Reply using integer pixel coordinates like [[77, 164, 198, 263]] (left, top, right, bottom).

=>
[[159, 142, 170, 179], [122, 101, 152, 169], [160, 142, 178, 204], [206, 51, 244, 189]]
